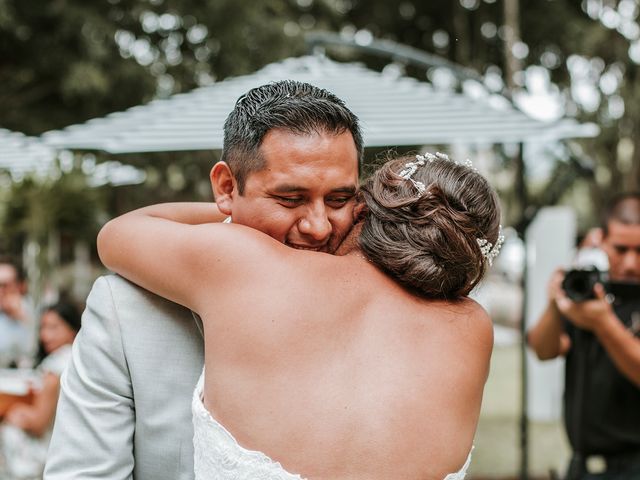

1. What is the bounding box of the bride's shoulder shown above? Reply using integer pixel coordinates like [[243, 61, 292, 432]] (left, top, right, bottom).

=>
[[433, 296, 492, 328], [458, 297, 493, 345], [462, 297, 492, 327], [427, 297, 493, 355]]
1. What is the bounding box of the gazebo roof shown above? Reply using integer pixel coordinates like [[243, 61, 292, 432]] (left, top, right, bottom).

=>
[[0, 128, 145, 185], [43, 55, 598, 154], [0, 129, 56, 178]]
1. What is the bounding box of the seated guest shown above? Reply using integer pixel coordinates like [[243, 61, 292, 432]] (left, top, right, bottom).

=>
[[0, 256, 36, 368], [1, 301, 80, 479]]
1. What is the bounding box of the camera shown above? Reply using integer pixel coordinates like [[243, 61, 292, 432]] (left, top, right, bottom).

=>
[[561, 248, 609, 302], [562, 268, 607, 302]]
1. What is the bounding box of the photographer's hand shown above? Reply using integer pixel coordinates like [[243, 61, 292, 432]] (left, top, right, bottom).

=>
[[558, 283, 640, 387], [555, 283, 614, 332], [547, 269, 565, 303], [527, 269, 571, 360]]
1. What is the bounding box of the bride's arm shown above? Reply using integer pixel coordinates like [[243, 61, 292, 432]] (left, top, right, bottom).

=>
[[97, 202, 279, 312], [128, 202, 230, 225]]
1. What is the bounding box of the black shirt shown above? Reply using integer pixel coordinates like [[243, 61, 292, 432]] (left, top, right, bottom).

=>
[[563, 300, 640, 455]]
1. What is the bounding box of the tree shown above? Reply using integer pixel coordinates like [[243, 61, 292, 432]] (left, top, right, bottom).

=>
[[0, 0, 155, 134], [0, 0, 312, 135], [315, 0, 640, 226]]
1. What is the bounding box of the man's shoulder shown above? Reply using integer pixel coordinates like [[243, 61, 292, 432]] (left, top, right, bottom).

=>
[[90, 274, 195, 323], [86, 274, 203, 360], [95, 273, 157, 298]]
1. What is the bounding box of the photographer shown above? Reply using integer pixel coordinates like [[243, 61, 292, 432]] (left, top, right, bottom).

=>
[[528, 193, 640, 479]]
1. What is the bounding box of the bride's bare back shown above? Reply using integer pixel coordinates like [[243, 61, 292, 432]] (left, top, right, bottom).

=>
[[199, 249, 492, 480], [98, 154, 501, 479]]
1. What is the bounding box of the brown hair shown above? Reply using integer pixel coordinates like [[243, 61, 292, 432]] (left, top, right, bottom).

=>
[[358, 154, 501, 299]]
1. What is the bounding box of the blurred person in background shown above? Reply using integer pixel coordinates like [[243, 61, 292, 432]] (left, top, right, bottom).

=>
[[0, 256, 36, 368], [528, 193, 640, 479], [1, 301, 80, 479]]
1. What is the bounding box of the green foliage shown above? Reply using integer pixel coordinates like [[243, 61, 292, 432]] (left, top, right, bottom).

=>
[[0, 0, 311, 134], [0, 0, 155, 134], [2, 167, 105, 245], [326, 0, 640, 225], [3, 0, 640, 237]]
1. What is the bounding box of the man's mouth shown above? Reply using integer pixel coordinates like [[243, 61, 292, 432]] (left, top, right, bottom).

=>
[[286, 242, 327, 252]]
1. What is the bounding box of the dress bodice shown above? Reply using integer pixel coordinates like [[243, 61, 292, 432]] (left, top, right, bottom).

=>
[[192, 373, 472, 480]]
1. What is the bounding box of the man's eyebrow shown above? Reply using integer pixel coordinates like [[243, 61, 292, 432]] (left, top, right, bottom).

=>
[[271, 185, 357, 194], [330, 186, 357, 195], [271, 184, 308, 193]]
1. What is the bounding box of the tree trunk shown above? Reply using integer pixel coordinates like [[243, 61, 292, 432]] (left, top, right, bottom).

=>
[[503, 0, 522, 90], [452, 1, 470, 66]]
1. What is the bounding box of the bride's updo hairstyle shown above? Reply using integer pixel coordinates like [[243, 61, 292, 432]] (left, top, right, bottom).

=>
[[358, 153, 501, 299]]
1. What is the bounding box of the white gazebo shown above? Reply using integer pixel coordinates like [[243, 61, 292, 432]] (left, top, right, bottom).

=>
[[0, 129, 57, 180], [0, 128, 146, 186], [42, 55, 598, 154]]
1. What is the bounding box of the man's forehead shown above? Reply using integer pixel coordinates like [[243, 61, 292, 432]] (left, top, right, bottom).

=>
[[0, 264, 18, 281], [604, 221, 640, 246], [259, 130, 358, 165]]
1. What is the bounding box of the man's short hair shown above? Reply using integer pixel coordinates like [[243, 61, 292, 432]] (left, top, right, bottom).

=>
[[0, 255, 26, 283], [602, 192, 640, 235], [221, 80, 363, 193]]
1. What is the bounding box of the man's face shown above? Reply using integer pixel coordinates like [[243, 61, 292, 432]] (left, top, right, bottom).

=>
[[0, 264, 20, 304], [601, 221, 640, 282], [218, 129, 359, 253]]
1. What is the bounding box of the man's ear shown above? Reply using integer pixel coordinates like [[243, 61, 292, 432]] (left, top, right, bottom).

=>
[[353, 202, 367, 224], [210, 161, 235, 216]]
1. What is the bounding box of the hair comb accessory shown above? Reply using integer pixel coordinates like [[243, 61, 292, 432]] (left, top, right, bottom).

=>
[[398, 152, 452, 196], [398, 156, 427, 195], [463, 158, 478, 172], [416, 152, 450, 163], [399, 152, 477, 197], [477, 225, 505, 267]]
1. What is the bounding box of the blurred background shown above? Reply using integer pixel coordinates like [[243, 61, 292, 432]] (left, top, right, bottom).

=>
[[2, 0, 640, 478]]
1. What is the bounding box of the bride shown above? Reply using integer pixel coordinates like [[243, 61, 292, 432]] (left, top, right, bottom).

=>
[[97, 152, 502, 480]]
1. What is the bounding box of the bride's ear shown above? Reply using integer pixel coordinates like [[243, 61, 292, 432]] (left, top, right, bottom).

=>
[[210, 162, 236, 215]]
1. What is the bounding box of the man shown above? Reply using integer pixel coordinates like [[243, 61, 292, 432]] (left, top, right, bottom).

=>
[[45, 80, 363, 479], [528, 193, 640, 479], [0, 256, 35, 368]]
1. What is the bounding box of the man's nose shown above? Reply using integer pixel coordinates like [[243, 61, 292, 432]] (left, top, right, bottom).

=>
[[298, 204, 332, 241], [621, 251, 640, 275]]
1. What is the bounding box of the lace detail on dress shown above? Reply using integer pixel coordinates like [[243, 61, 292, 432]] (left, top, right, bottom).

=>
[[192, 373, 305, 480], [443, 446, 473, 480], [192, 372, 472, 480]]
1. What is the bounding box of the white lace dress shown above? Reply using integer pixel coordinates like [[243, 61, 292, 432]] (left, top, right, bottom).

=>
[[192, 374, 472, 480]]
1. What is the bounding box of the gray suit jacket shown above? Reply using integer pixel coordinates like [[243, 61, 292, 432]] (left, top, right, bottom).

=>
[[44, 275, 204, 479]]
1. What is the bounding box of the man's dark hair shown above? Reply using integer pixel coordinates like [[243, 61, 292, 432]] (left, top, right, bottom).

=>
[[602, 192, 640, 235], [0, 255, 26, 283], [221, 80, 363, 193]]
